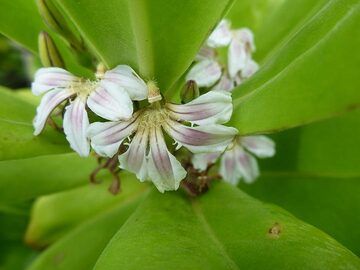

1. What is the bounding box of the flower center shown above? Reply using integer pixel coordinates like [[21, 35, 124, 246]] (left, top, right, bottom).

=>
[[69, 79, 98, 100], [138, 106, 169, 130]]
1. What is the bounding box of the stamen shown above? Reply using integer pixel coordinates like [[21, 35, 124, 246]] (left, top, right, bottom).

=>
[[147, 81, 162, 103], [95, 63, 106, 80]]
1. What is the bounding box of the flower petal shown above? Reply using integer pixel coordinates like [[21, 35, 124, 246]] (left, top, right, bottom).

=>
[[103, 65, 147, 100], [211, 75, 234, 92], [207, 19, 232, 48], [228, 34, 248, 78], [166, 90, 233, 125], [33, 88, 72, 135], [164, 119, 237, 153], [235, 28, 256, 51], [241, 135, 275, 158], [192, 152, 221, 171], [63, 97, 90, 157], [195, 46, 216, 61], [119, 127, 149, 181], [147, 127, 187, 193], [32, 67, 77, 96], [87, 113, 139, 157], [87, 80, 133, 121], [186, 59, 222, 87], [242, 59, 259, 79]]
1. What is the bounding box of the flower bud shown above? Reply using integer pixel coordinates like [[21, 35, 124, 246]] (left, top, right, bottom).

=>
[[181, 80, 199, 103], [38, 31, 65, 68], [36, 0, 83, 51]]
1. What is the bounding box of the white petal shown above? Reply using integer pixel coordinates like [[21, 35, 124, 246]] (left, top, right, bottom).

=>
[[242, 59, 259, 79], [103, 65, 147, 101], [166, 90, 233, 125], [211, 75, 234, 92], [32, 67, 77, 96], [186, 59, 222, 87], [119, 128, 149, 181], [87, 113, 139, 157], [228, 35, 248, 78], [241, 136, 275, 158], [33, 88, 72, 135], [192, 152, 221, 171], [196, 46, 216, 61], [219, 147, 241, 185], [164, 120, 237, 154], [235, 28, 256, 52], [87, 80, 133, 121], [63, 97, 90, 157], [207, 19, 232, 48], [147, 127, 187, 193]]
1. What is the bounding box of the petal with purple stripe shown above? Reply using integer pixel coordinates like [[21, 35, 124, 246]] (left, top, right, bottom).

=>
[[185, 59, 222, 87], [32, 67, 77, 96], [147, 127, 186, 193], [87, 80, 133, 121], [103, 65, 147, 101], [228, 32, 248, 78], [63, 97, 90, 157], [164, 119, 237, 153], [211, 75, 234, 92], [166, 90, 233, 125], [241, 135, 275, 158], [207, 19, 232, 48], [33, 88, 72, 135]]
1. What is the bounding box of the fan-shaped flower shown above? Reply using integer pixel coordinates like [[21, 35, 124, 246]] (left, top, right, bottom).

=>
[[87, 84, 237, 192], [31, 65, 147, 156]]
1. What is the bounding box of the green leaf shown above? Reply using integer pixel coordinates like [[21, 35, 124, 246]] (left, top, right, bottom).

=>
[[230, 0, 360, 135], [94, 183, 360, 269], [0, 87, 71, 161], [54, 0, 234, 89], [0, 153, 97, 204], [28, 189, 149, 270], [26, 174, 149, 248]]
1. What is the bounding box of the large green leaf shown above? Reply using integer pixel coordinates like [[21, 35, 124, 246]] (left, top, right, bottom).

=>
[[55, 0, 234, 90], [0, 87, 70, 161], [230, 0, 360, 135], [93, 183, 360, 269]]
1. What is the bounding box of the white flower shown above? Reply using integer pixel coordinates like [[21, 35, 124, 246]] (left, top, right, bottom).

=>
[[186, 20, 258, 91], [87, 87, 237, 193], [31, 65, 147, 157], [193, 135, 275, 185]]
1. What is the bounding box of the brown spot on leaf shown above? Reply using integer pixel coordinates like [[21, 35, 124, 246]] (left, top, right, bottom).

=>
[[268, 222, 282, 239]]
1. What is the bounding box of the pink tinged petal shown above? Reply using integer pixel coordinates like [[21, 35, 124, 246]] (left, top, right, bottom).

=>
[[235, 145, 259, 183], [186, 59, 222, 87], [242, 59, 259, 79], [241, 135, 275, 158], [147, 127, 187, 193], [192, 152, 221, 171], [164, 119, 237, 153], [32, 67, 77, 96], [196, 46, 216, 61], [63, 98, 90, 157], [236, 28, 256, 52], [219, 147, 241, 185], [119, 128, 149, 181], [166, 90, 233, 125], [87, 81, 133, 121], [87, 114, 139, 157], [207, 19, 232, 48], [33, 88, 72, 135], [228, 35, 248, 78], [211, 75, 234, 92], [103, 65, 147, 101]]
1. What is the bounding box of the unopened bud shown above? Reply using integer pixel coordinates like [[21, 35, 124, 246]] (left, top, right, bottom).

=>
[[147, 81, 162, 103], [38, 31, 65, 68], [181, 80, 199, 103], [37, 0, 83, 51]]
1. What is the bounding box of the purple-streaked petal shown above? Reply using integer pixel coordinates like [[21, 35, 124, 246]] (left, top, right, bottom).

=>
[[228, 35, 248, 78], [103, 65, 147, 101], [166, 90, 233, 125], [242, 59, 259, 79], [186, 59, 222, 88], [235, 28, 256, 52], [192, 152, 221, 171], [33, 88, 72, 135], [211, 75, 234, 92], [195, 46, 216, 61], [63, 97, 90, 157], [119, 128, 148, 181], [32, 67, 77, 96], [147, 127, 187, 193], [164, 119, 237, 153], [87, 80, 133, 121], [241, 135, 275, 158], [207, 19, 232, 48], [87, 113, 140, 157]]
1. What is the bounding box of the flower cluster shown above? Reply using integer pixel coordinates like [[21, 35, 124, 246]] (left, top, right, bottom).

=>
[[187, 20, 276, 185]]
